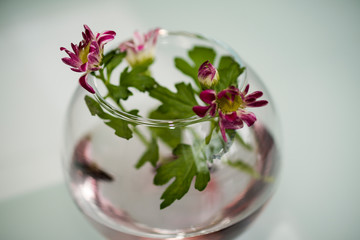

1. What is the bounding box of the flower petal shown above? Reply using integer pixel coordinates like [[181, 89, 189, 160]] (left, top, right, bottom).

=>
[[217, 87, 240, 101], [71, 43, 78, 54], [219, 112, 244, 129], [133, 31, 144, 46], [101, 30, 116, 36], [199, 89, 216, 104], [243, 84, 249, 95], [238, 110, 257, 126], [61, 57, 81, 68], [219, 120, 228, 142], [88, 54, 100, 64], [80, 62, 88, 72], [224, 111, 238, 121], [209, 104, 217, 117], [79, 74, 95, 94], [71, 68, 82, 72], [83, 24, 95, 39], [97, 35, 116, 47], [192, 105, 210, 117], [247, 100, 268, 107], [246, 91, 263, 100], [244, 97, 256, 103]]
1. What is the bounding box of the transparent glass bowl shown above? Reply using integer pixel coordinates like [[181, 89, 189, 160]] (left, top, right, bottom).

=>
[[62, 30, 281, 239]]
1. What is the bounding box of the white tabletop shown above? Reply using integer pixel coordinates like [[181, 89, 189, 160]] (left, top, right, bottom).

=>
[[0, 0, 359, 239]]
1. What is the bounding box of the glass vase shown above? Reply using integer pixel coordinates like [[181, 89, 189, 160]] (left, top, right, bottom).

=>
[[62, 30, 281, 240]]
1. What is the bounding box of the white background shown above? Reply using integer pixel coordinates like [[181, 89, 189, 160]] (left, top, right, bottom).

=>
[[0, 0, 359, 239]]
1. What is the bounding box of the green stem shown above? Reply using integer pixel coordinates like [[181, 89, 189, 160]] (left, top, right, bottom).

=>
[[93, 71, 106, 84], [101, 77, 150, 147], [205, 120, 216, 144], [133, 127, 150, 146], [235, 132, 252, 151], [115, 99, 150, 146], [99, 69, 108, 85]]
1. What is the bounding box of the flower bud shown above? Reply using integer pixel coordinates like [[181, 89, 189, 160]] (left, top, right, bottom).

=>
[[197, 61, 220, 88]]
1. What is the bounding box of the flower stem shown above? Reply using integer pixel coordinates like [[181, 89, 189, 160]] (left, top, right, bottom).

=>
[[205, 120, 217, 144], [235, 132, 252, 151], [101, 78, 151, 147], [132, 127, 150, 146]]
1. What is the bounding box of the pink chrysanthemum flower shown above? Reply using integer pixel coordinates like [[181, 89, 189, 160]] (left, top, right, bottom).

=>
[[193, 84, 268, 142], [119, 28, 160, 67], [192, 90, 217, 117], [60, 25, 116, 93]]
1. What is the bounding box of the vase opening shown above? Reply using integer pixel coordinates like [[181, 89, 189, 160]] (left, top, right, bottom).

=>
[[88, 29, 248, 128]]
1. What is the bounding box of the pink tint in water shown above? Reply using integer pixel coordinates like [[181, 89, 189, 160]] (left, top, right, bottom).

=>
[[68, 122, 279, 239]]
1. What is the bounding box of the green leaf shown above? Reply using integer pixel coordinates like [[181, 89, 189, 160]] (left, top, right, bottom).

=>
[[216, 56, 245, 91], [149, 82, 198, 119], [120, 66, 156, 92], [84, 96, 133, 140], [217, 55, 237, 69], [188, 46, 216, 68], [153, 144, 210, 209], [102, 50, 116, 66], [174, 57, 199, 87], [150, 125, 182, 149], [104, 120, 133, 140], [226, 160, 260, 179], [135, 138, 159, 168], [107, 84, 133, 102], [235, 132, 253, 151], [107, 66, 156, 101], [174, 46, 216, 88], [105, 51, 126, 79]]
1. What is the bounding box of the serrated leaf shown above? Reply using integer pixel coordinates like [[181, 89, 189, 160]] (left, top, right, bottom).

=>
[[174, 57, 199, 87], [154, 144, 210, 209], [135, 138, 159, 168], [174, 46, 216, 89], [216, 56, 245, 91], [104, 120, 133, 140], [116, 66, 156, 99], [120, 70, 156, 92], [217, 55, 236, 69], [188, 46, 216, 68], [84, 96, 133, 140], [107, 66, 156, 101], [149, 82, 197, 119], [107, 84, 133, 102]]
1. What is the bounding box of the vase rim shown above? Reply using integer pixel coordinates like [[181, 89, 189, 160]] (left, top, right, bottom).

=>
[[91, 29, 247, 128]]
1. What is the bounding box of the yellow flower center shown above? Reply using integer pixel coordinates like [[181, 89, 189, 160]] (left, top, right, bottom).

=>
[[217, 94, 243, 114], [79, 43, 91, 64]]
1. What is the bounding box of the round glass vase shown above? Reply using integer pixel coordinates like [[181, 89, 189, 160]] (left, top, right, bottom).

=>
[[62, 30, 281, 240]]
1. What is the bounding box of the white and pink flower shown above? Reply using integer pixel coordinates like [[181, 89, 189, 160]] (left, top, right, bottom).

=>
[[60, 25, 116, 93], [119, 28, 160, 67]]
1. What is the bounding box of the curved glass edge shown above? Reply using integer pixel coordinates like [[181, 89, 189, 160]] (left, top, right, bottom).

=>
[[90, 29, 252, 128]]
